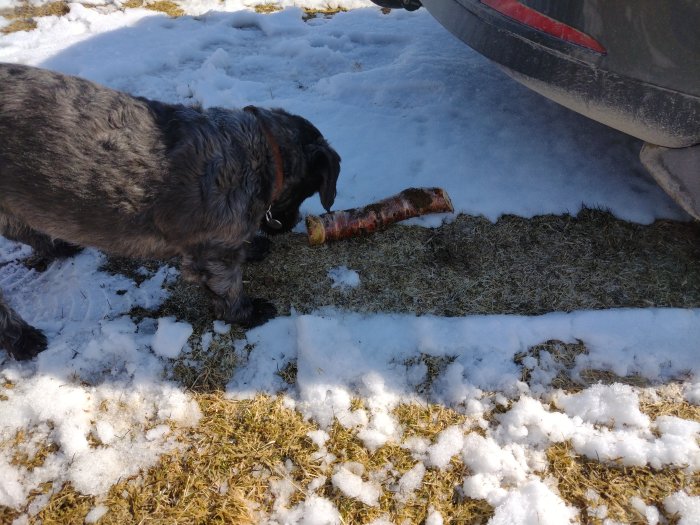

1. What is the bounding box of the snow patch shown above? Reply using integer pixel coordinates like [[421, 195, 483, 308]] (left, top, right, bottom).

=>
[[488, 480, 577, 525], [0, 245, 198, 510], [152, 317, 193, 359], [331, 463, 381, 507], [663, 492, 700, 525], [328, 266, 360, 289], [84, 504, 109, 523]]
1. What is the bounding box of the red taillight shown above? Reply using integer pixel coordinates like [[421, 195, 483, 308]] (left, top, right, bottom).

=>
[[481, 0, 606, 54]]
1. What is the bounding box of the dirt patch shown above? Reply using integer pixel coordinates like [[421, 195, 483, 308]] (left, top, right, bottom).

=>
[[240, 210, 700, 318]]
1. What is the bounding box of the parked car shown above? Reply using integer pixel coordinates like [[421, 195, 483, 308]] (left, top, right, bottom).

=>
[[372, 0, 700, 219]]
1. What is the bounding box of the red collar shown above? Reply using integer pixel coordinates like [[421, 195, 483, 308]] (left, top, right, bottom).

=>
[[244, 107, 284, 202]]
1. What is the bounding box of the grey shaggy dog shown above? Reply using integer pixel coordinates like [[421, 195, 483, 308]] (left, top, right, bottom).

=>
[[0, 63, 341, 361]]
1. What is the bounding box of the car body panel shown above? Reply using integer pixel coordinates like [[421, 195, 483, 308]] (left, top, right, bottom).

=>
[[520, 0, 700, 97], [418, 0, 700, 147]]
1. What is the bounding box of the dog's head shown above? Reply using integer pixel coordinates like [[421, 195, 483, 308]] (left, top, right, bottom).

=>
[[245, 106, 341, 234]]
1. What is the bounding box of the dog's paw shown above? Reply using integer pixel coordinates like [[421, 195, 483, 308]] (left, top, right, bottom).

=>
[[49, 240, 83, 259], [245, 235, 271, 263], [231, 298, 277, 328], [25, 241, 83, 272], [216, 296, 277, 328], [23, 255, 52, 272], [1, 324, 47, 360], [244, 298, 278, 328]]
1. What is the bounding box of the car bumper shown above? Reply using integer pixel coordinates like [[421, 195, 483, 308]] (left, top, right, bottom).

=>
[[419, 0, 700, 148]]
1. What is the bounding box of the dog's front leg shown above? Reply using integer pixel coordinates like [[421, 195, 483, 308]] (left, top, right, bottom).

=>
[[181, 245, 277, 328], [245, 235, 271, 263]]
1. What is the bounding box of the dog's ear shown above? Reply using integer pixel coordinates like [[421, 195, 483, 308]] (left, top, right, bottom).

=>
[[306, 144, 341, 212]]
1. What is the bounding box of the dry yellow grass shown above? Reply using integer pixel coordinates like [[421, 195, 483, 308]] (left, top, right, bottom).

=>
[[301, 6, 347, 20], [36, 487, 95, 525], [12, 394, 318, 524], [8, 430, 58, 472], [3, 394, 497, 524], [547, 441, 700, 524], [0, 429, 61, 524], [640, 385, 700, 423], [121, 0, 184, 17], [393, 402, 469, 441], [2, 387, 698, 523], [253, 3, 347, 19], [0, 1, 69, 33], [514, 344, 700, 524], [254, 3, 282, 14], [543, 383, 700, 524], [3, 0, 70, 19], [515, 339, 669, 392], [325, 421, 493, 524], [322, 403, 493, 524], [0, 0, 349, 31], [1, 18, 38, 33], [104, 394, 327, 524]]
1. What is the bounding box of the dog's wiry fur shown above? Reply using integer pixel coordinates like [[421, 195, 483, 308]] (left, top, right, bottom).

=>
[[0, 63, 341, 360]]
